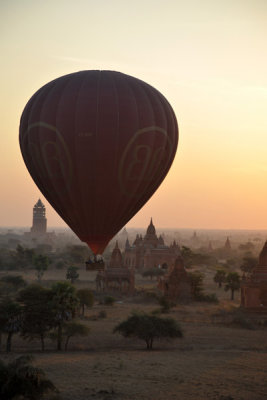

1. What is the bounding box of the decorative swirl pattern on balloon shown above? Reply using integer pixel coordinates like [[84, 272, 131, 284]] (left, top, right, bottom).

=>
[[22, 122, 73, 187], [118, 126, 173, 197]]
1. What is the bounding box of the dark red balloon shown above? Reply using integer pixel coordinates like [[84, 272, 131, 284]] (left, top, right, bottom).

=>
[[19, 71, 178, 254]]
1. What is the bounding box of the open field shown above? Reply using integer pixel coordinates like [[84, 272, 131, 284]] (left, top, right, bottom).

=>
[[1, 267, 267, 400]]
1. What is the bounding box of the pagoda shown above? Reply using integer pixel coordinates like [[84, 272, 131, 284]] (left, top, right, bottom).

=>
[[31, 199, 47, 234]]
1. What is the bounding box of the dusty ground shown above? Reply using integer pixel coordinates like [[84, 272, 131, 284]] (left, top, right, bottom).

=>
[[1, 267, 267, 400]]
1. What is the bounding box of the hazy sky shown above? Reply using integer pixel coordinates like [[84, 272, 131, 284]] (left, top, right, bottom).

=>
[[1, 0, 267, 230]]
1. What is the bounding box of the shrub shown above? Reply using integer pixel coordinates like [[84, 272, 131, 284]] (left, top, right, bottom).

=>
[[98, 310, 107, 319], [0, 355, 57, 400], [77, 288, 94, 316], [158, 296, 172, 312], [213, 270, 226, 288], [188, 272, 204, 299], [66, 266, 79, 284], [195, 293, 219, 303], [104, 296, 115, 306]]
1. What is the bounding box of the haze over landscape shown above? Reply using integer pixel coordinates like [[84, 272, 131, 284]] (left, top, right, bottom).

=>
[[1, 0, 267, 230], [1, 4, 267, 400]]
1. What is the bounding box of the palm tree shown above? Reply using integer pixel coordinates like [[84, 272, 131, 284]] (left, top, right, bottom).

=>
[[0, 355, 57, 400], [51, 281, 79, 350], [0, 299, 22, 352], [224, 272, 241, 300], [213, 270, 226, 288]]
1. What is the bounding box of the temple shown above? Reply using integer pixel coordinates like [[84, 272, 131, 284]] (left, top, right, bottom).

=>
[[123, 218, 180, 269], [224, 237, 231, 251], [31, 199, 47, 234], [96, 241, 135, 294], [241, 241, 267, 313], [158, 256, 191, 302], [95, 219, 181, 294], [24, 199, 56, 246]]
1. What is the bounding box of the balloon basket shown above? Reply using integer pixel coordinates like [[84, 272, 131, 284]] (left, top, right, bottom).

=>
[[85, 260, 105, 271]]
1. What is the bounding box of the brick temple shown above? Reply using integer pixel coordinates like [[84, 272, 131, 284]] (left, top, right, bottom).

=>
[[96, 241, 135, 294], [158, 256, 191, 303], [241, 241, 267, 313], [123, 218, 180, 269]]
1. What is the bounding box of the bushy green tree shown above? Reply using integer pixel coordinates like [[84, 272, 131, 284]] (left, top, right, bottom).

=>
[[55, 259, 66, 269], [188, 271, 204, 299], [213, 270, 226, 288], [158, 295, 172, 313], [240, 256, 257, 276], [114, 312, 183, 350], [104, 296, 115, 306], [33, 254, 50, 281], [224, 272, 241, 300], [77, 288, 94, 316], [0, 355, 57, 400], [0, 275, 27, 298], [0, 299, 22, 352], [65, 245, 90, 263], [18, 285, 54, 351], [238, 242, 254, 252], [51, 282, 79, 350], [181, 246, 195, 268], [66, 266, 79, 284], [16, 245, 35, 268], [63, 321, 90, 350]]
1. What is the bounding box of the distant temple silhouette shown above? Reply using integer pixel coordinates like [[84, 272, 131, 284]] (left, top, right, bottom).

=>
[[24, 199, 55, 245], [123, 218, 181, 269], [224, 236, 231, 251], [94, 219, 181, 294], [96, 240, 135, 294], [31, 199, 47, 234], [158, 256, 191, 302]]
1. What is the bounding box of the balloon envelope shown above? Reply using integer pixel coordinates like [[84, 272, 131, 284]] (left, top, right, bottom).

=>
[[19, 71, 178, 254]]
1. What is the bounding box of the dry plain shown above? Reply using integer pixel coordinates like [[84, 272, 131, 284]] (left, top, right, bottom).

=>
[[1, 267, 267, 400]]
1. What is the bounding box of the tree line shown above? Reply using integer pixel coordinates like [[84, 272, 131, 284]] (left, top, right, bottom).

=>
[[0, 279, 93, 352]]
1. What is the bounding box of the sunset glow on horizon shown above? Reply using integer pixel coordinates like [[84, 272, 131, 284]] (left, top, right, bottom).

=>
[[1, 0, 267, 230]]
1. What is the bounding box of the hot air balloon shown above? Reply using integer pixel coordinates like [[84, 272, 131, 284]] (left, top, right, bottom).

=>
[[19, 71, 178, 254]]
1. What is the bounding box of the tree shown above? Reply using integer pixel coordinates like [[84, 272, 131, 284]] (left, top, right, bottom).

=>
[[18, 285, 54, 351], [65, 245, 90, 263], [0, 299, 22, 352], [142, 267, 165, 280], [240, 256, 257, 276], [104, 295, 115, 306], [66, 266, 79, 284], [0, 275, 27, 298], [224, 272, 241, 300], [55, 259, 66, 269], [213, 270, 226, 288], [0, 355, 57, 400], [158, 295, 172, 313], [33, 254, 50, 281], [188, 271, 204, 299], [51, 282, 79, 350], [77, 288, 94, 316], [181, 246, 194, 267], [238, 242, 254, 252], [63, 321, 90, 350], [15, 245, 35, 268], [113, 312, 183, 350]]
